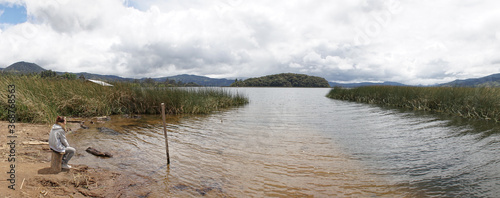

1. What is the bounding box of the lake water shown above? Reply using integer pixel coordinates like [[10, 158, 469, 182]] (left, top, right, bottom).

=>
[[68, 88, 500, 197]]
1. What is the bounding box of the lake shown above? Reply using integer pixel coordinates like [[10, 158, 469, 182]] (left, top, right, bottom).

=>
[[68, 88, 500, 197]]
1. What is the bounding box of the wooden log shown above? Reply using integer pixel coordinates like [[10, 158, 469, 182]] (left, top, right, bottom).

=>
[[22, 141, 49, 145], [95, 116, 111, 121], [50, 150, 65, 173], [85, 147, 113, 157]]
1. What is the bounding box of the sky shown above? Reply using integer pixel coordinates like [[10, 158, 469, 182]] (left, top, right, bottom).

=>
[[0, 0, 499, 85]]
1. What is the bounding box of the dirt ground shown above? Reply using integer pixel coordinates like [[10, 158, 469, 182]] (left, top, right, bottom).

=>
[[0, 120, 157, 198]]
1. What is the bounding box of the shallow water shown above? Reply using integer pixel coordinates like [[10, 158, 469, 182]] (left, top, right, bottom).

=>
[[68, 88, 500, 197]]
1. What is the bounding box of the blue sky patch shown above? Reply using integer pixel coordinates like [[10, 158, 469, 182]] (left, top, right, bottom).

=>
[[0, 4, 27, 24]]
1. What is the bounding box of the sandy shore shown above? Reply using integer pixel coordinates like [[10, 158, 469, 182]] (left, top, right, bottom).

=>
[[0, 121, 155, 197]]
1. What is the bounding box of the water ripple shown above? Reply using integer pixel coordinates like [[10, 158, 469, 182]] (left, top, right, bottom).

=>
[[67, 88, 500, 197]]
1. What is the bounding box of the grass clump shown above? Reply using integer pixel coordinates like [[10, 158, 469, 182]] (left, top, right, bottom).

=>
[[0, 75, 248, 123], [327, 86, 500, 121]]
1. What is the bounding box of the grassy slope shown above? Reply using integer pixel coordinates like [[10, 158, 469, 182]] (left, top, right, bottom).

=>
[[0, 76, 248, 123], [327, 86, 500, 121]]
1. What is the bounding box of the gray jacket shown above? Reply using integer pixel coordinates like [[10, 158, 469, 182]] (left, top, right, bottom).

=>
[[49, 124, 70, 153]]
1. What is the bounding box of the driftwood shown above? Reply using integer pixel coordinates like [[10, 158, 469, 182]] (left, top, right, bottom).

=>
[[22, 141, 49, 145], [95, 116, 111, 121], [85, 147, 113, 158]]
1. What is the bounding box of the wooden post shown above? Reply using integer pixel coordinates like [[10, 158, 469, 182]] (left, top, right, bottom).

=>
[[50, 151, 65, 173], [161, 103, 170, 164]]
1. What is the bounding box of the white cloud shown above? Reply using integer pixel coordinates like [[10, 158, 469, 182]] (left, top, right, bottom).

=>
[[0, 0, 499, 85]]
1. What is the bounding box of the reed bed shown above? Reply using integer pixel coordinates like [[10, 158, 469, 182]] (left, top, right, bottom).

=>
[[327, 86, 500, 121], [0, 75, 248, 123]]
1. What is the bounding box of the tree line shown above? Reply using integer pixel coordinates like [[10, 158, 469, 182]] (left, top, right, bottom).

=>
[[2, 71, 201, 87], [0, 69, 81, 80], [230, 73, 330, 87], [139, 78, 201, 87]]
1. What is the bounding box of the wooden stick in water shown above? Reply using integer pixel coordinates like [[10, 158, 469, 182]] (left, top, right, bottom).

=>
[[161, 103, 170, 164]]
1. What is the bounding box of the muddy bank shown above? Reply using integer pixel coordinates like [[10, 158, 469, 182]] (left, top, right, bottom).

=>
[[0, 121, 158, 197]]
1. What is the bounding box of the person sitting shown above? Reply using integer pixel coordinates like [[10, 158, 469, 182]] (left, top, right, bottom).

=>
[[49, 116, 76, 169]]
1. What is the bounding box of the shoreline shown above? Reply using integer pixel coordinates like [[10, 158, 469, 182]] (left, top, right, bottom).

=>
[[0, 121, 157, 197], [327, 86, 500, 122]]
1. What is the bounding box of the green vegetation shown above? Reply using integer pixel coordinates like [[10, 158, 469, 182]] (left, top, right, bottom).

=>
[[0, 75, 248, 123], [142, 78, 201, 87], [231, 73, 330, 87], [327, 86, 500, 121], [40, 70, 57, 78]]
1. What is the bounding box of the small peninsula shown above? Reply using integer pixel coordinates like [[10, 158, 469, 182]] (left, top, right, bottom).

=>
[[230, 73, 330, 87]]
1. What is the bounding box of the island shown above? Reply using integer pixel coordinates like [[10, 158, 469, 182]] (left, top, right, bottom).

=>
[[230, 73, 330, 87]]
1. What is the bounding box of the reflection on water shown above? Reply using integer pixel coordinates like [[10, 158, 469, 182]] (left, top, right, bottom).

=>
[[68, 88, 500, 197]]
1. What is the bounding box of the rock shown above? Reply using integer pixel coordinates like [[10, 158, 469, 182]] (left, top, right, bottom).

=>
[[80, 124, 89, 129], [85, 147, 113, 158], [172, 184, 189, 190], [97, 127, 121, 135]]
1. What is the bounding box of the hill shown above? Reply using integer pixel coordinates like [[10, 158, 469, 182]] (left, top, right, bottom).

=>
[[329, 81, 407, 88], [0, 62, 237, 86], [152, 74, 235, 87], [3, 61, 46, 73], [71, 72, 132, 82], [231, 73, 330, 87], [440, 73, 500, 87]]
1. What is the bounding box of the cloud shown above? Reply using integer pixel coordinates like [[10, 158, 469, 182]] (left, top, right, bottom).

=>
[[0, 0, 499, 85]]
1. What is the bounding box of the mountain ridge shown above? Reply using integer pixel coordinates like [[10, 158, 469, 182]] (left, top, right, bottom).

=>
[[328, 81, 408, 88], [3, 61, 500, 87], [150, 74, 236, 87], [3, 61, 46, 73], [439, 73, 500, 87], [1, 61, 236, 86]]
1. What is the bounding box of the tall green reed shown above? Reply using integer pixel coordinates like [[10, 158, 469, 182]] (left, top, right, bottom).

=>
[[327, 86, 500, 121], [0, 75, 248, 123]]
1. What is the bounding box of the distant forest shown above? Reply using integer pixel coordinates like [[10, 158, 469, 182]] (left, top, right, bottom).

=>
[[230, 73, 330, 87]]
